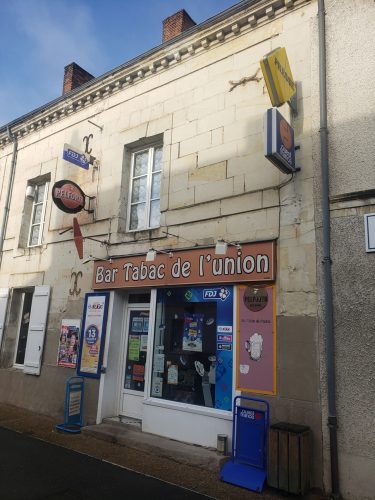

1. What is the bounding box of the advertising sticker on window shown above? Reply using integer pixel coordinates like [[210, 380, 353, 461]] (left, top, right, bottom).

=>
[[182, 313, 203, 352], [128, 335, 141, 361], [236, 285, 276, 394], [77, 293, 109, 378]]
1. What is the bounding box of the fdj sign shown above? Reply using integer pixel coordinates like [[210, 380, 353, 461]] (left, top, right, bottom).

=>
[[63, 143, 90, 170], [203, 288, 230, 301]]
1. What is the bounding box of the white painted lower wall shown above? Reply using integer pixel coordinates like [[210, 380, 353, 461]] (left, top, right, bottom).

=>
[[142, 398, 233, 449]]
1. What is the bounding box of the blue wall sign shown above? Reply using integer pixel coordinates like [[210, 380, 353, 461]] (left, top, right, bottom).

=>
[[63, 143, 90, 170], [221, 396, 270, 493], [264, 108, 296, 174]]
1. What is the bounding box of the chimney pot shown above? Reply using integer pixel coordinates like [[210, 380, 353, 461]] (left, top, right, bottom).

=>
[[63, 62, 95, 95], [162, 9, 196, 43]]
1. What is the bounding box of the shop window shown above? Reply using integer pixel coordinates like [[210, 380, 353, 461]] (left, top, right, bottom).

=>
[[0, 285, 50, 375], [151, 286, 234, 411], [127, 144, 162, 231]]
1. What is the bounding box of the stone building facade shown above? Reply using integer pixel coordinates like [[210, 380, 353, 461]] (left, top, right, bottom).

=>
[[0, 0, 373, 498]]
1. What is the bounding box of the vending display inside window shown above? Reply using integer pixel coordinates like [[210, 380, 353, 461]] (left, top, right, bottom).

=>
[[151, 286, 234, 410]]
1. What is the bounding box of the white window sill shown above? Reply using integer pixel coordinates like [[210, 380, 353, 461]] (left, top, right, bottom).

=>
[[127, 227, 160, 234], [143, 397, 233, 421], [27, 244, 43, 249], [10, 365, 24, 371]]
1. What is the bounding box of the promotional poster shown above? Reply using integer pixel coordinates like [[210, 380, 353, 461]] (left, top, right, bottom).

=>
[[77, 293, 109, 378], [57, 319, 81, 368], [237, 285, 276, 394], [182, 313, 204, 352]]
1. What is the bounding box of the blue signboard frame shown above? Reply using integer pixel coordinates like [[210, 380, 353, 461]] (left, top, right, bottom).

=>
[[77, 292, 110, 379], [56, 376, 85, 433], [221, 396, 270, 492]]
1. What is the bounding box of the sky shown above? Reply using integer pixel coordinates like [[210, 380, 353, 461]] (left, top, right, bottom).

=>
[[0, 0, 240, 127]]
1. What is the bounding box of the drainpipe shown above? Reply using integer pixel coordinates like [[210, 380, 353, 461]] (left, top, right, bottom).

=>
[[318, 1, 340, 498], [0, 127, 18, 269]]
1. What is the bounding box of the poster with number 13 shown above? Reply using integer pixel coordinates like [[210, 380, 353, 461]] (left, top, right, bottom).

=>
[[77, 292, 110, 378]]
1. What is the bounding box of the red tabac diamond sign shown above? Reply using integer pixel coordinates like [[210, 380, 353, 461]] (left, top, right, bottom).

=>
[[73, 217, 83, 259]]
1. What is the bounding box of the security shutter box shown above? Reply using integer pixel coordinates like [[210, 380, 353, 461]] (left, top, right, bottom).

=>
[[23, 285, 51, 375]]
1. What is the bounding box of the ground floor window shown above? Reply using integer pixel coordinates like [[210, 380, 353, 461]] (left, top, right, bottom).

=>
[[0, 285, 50, 375], [14, 289, 34, 366], [151, 286, 234, 411]]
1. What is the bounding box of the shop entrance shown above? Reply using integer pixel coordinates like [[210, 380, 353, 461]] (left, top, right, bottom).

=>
[[119, 304, 150, 420]]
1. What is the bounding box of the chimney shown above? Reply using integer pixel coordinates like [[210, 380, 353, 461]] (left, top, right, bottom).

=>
[[63, 62, 95, 95], [163, 9, 196, 43]]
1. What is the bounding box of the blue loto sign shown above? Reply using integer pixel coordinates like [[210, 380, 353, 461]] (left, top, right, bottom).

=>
[[221, 396, 270, 493], [63, 143, 90, 170], [264, 108, 296, 174], [56, 376, 85, 433]]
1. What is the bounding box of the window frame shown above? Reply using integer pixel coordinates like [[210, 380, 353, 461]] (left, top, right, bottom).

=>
[[13, 289, 33, 368], [127, 145, 162, 232], [149, 286, 234, 412], [27, 182, 49, 247]]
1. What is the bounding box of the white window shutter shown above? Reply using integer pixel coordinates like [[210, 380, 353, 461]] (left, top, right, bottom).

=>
[[0, 288, 9, 348], [24, 285, 50, 375]]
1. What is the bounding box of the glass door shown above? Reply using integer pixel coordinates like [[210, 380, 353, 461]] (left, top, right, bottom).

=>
[[119, 307, 150, 419]]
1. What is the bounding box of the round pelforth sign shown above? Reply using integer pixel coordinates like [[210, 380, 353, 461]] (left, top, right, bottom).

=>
[[52, 180, 86, 214]]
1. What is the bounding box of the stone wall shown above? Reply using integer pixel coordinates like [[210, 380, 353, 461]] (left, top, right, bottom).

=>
[[0, 0, 322, 487], [312, 1, 375, 498]]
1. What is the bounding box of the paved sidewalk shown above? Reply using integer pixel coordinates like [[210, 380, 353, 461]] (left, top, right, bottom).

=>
[[0, 403, 326, 500]]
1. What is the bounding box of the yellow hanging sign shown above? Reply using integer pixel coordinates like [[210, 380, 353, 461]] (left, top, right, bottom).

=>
[[260, 47, 296, 107]]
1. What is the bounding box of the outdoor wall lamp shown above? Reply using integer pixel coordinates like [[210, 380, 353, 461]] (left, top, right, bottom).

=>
[[25, 185, 36, 200], [215, 239, 241, 255], [146, 248, 173, 261]]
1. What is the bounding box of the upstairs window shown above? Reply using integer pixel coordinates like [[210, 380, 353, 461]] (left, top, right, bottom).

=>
[[128, 145, 162, 231], [28, 182, 48, 247]]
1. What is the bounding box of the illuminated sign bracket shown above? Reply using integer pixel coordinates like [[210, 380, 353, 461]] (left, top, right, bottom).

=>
[[288, 88, 298, 116], [86, 196, 96, 215]]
